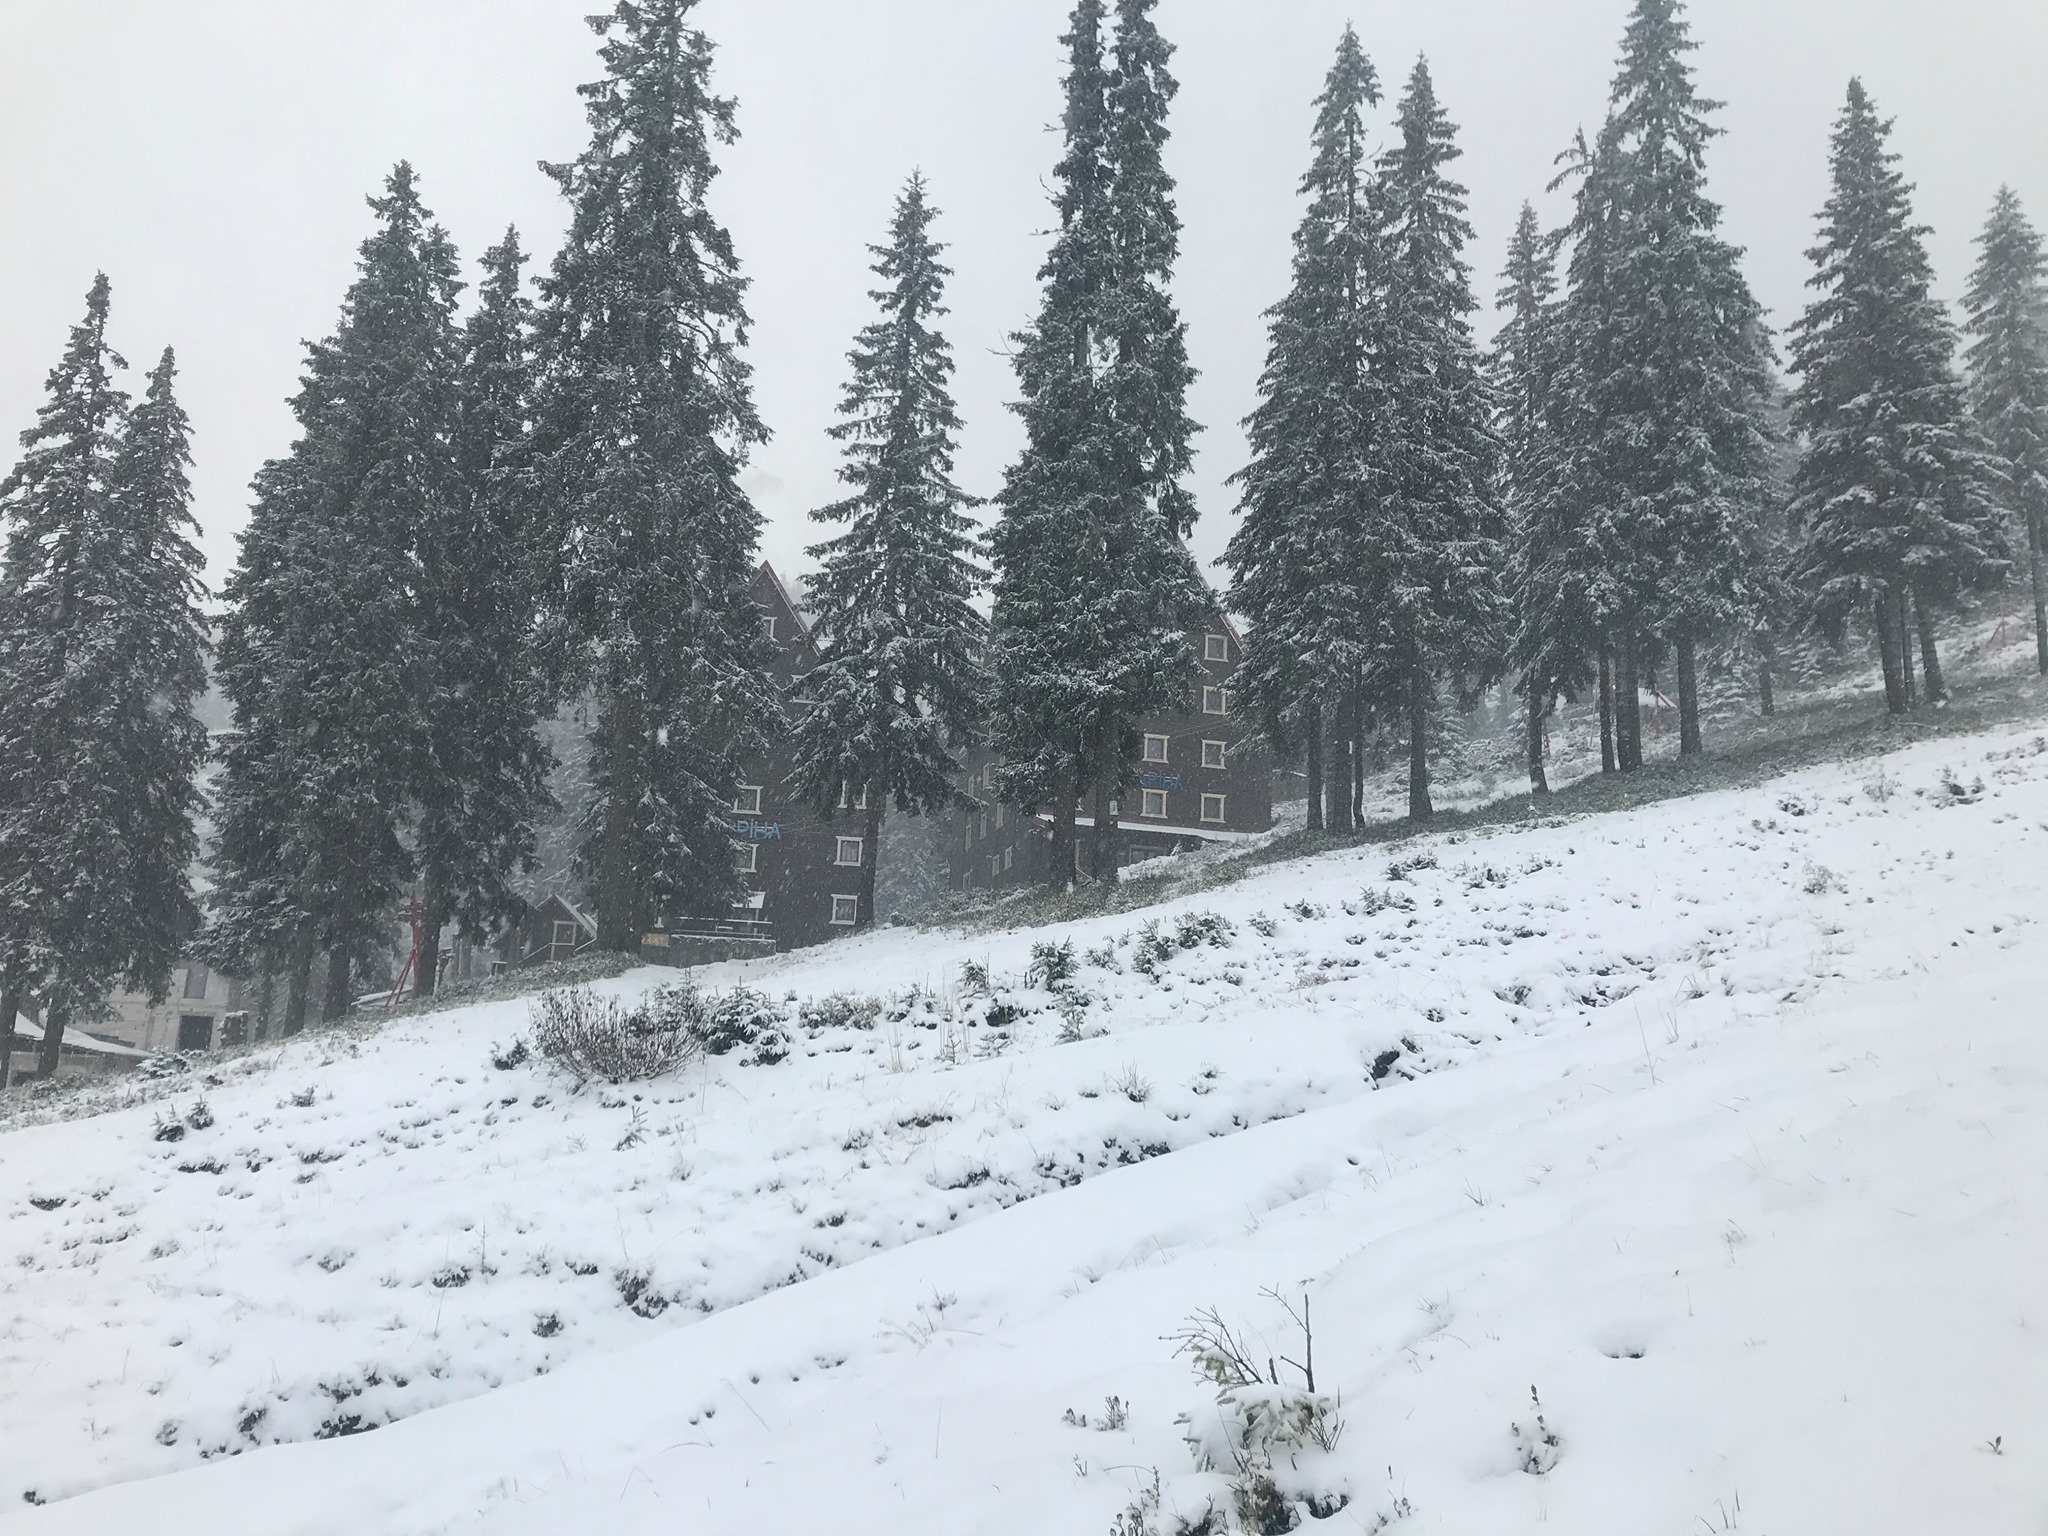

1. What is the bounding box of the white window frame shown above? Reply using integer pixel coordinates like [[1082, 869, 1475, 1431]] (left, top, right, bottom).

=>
[[736, 890, 766, 912], [982, 762, 997, 788], [733, 841, 758, 873], [1204, 632, 1229, 663], [1142, 733, 1171, 764], [182, 964, 209, 1001], [1202, 686, 1229, 716], [733, 784, 763, 815], [1200, 793, 1227, 825], [1002, 846, 1014, 871], [1201, 738, 1228, 770], [1140, 788, 1169, 819], [994, 803, 1006, 829], [552, 920, 578, 949], [762, 614, 779, 642], [829, 894, 859, 926], [835, 836, 864, 867], [836, 782, 871, 811]]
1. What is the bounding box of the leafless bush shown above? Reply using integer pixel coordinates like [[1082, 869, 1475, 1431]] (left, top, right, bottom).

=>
[[528, 985, 705, 1083]]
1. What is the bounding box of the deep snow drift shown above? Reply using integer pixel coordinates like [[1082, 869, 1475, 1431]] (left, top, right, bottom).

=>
[[6, 723, 2048, 1532]]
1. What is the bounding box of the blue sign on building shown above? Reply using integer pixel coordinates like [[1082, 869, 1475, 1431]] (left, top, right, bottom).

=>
[[1140, 771, 1184, 791], [734, 819, 783, 841]]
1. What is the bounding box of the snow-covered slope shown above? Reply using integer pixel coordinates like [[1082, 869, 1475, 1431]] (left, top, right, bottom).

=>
[[7, 725, 2048, 1532]]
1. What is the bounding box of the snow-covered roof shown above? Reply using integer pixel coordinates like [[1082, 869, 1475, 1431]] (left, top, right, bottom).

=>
[[8, 1014, 151, 1058]]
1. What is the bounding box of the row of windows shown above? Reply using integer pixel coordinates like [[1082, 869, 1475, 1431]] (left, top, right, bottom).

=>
[[733, 783, 870, 816], [734, 836, 864, 872], [1139, 790, 1228, 824], [1143, 735, 1230, 768]]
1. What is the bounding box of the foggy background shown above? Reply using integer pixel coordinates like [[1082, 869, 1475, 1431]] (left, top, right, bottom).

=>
[[3, 0, 2044, 595]]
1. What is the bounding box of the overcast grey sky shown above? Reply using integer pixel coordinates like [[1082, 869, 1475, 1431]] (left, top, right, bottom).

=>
[[3, 1, 2046, 594]]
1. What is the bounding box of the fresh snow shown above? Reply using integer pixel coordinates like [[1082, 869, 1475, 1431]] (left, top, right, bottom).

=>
[[7, 723, 2048, 1532]]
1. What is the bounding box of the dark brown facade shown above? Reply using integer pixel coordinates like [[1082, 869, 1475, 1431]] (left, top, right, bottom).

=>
[[952, 610, 1274, 891], [720, 564, 871, 950]]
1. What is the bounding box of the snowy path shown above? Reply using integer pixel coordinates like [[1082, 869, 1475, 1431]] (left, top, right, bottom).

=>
[[7, 724, 2048, 1530]]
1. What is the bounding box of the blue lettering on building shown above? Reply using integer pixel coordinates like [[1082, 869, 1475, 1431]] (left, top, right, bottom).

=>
[[1139, 771, 1184, 791], [734, 819, 783, 841]]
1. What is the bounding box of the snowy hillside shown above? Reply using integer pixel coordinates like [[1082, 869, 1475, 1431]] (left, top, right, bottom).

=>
[[8, 723, 2048, 1532]]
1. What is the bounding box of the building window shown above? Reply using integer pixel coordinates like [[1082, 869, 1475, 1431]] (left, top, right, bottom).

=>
[[1141, 788, 1169, 819], [734, 841, 758, 873], [1002, 847, 1014, 871], [982, 762, 997, 788], [733, 784, 763, 815], [182, 964, 208, 1001], [737, 890, 766, 911], [552, 920, 578, 950], [1204, 633, 1229, 662], [1142, 733, 1170, 764], [836, 782, 870, 811], [835, 836, 864, 867], [1201, 738, 1228, 770], [762, 614, 778, 642], [988, 855, 1002, 879], [1202, 686, 1229, 716], [176, 1015, 213, 1052], [994, 803, 1006, 829], [221, 1012, 249, 1049], [1201, 793, 1227, 825], [829, 894, 859, 926]]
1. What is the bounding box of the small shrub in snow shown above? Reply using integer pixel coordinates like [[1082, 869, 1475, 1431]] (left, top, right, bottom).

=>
[[1282, 899, 1323, 921], [1173, 910, 1234, 950], [532, 1311, 562, 1338], [151, 1111, 185, 1144], [1385, 851, 1437, 882], [529, 986, 705, 1083], [1030, 939, 1079, 989], [615, 1268, 668, 1318], [1512, 1385, 1561, 1474], [1247, 910, 1277, 937], [797, 992, 880, 1034], [489, 1039, 529, 1071], [1084, 941, 1122, 972], [1110, 1064, 1154, 1104], [183, 1099, 214, 1132], [958, 959, 990, 995], [288, 1086, 317, 1108], [698, 986, 782, 1057], [136, 1053, 191, 1081], [1936, 766, 1986, 805], [1801, 862, 1843, 896]]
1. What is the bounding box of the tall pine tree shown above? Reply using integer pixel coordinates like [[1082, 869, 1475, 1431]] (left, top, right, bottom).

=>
[[1226, 27, 1381, 836], [1359, 58, 1506, 822], [409, 229, 555, 995], [790, 174, 985, 930], [534, 0, 778, 949], [1962, 186, 2048, 675], [1788, 80, 2006, 715], [1553, 0, 1776, 767], [207, 164, 463, 1025], [0, 280, 207, 1083], [990, 0, 1205, 889]]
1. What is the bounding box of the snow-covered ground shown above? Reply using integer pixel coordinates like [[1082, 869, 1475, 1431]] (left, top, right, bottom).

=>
[[7, 721, 2048, 1532]]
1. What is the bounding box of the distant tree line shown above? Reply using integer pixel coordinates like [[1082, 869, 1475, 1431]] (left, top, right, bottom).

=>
[[4, 0, 2047, 1075]]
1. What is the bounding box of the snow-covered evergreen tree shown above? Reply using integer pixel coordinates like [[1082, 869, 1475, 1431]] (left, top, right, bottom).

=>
[[1963, 186, 2048, 675], [990, 0, 1205, 888], [1556, 0, 1777, 766], [1361, 58, 1506, 821], [409, 229, 555, 995], [207, 164, 462, 1025], [1225, 26, 1380, 834], [790, 174, 985, 930], [1788, 80, 2006, 715], [533, 0, 779, 950], [0, 279, 206, 1082], [1495, 202, 1589, 797]]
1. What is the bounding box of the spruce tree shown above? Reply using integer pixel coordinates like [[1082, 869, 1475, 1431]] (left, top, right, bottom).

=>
[[1963, 186, 2048, 675], [1788, 80, 2006, 715], [1224, 26, 1380, 836], [1495, 202, 1592, 797], [409, 229, 554, 994], [1556, 0, 1777, 766], [207, 164, 463, 1024], [0, 279, 207, 1083], [534, 0, 778, 948], [790, 174, 985, 930], [1361, 58, 1506, 821]]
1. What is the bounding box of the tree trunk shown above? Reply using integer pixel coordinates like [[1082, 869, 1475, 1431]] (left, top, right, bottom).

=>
[[1047, 763, 1081, 892], [322, 948, 351, 1023], [34, 1001, 67, 1080], [1526, 678, 1550, 798], [412, 880, 446, 1000], [1598, 647, 1616, 775], [1407, 651, 1433, 822], [1615, 631, 1644, 772], [283, 925, 316, 1036], [595, 690, 645, 952], [1303, 702, 1324, 834], [1912, 588, 1948, 705], [858, 790, 884, 929], [1676, 635, 1703, 758], [2030, 506, 2048, 676], [1874, 589, 1907, 716], [1325, 722, 1354, 835], [0, 973, 20, 1091], [1088, 713, 1119, 885], [1757, 629, 1777, 719], [1350, 693, 1367, 827]]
